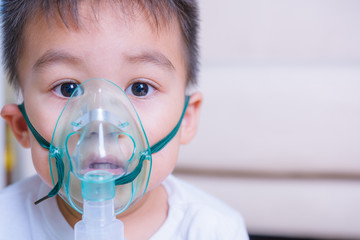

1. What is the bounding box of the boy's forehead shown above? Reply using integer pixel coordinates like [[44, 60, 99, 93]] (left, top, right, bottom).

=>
[[18, 1, 186, 89], [21, 1, 182, 61]]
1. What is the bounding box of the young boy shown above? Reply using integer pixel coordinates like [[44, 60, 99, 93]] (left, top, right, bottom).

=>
[[0, 0, 248, 239]]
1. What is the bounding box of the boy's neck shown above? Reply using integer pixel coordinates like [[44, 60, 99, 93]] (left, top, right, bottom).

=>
[[56, 184, 169, 239], [56, 196, 82, 227]]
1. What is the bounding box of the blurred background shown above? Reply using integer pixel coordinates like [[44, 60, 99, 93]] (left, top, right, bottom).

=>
[[1, 0, 360, 239]]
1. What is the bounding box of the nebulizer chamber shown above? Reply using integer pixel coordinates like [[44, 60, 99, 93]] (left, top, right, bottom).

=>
[[49, 79, 152, 240], [75, 178, 124, 240], [75, 179, 124, 240]]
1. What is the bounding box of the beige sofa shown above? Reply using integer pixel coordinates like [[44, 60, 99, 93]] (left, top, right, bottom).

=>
[[176, 64, 360, 239]]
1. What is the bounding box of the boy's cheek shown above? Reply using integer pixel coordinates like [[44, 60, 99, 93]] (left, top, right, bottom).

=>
[[147, 136, 180, 190], [25, 103, 61, 139], [139, 104, 183, 146], [29, 134, 53, 187]]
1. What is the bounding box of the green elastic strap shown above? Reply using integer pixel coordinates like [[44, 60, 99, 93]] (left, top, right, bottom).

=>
[[18, 103, 50, 150], [34, 151, 64, 204], [150, 96, 190, 153], [18, 95, 190, 204], [115, 95, 190, 185]]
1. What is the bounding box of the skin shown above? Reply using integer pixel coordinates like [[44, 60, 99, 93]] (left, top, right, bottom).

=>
[[1, 2, 202, 239]]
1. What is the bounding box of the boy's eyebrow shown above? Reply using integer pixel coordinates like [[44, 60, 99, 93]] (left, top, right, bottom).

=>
[[33, 50, 175, 72], [33, 50, 82, 72], [125, 51, 175, 71]]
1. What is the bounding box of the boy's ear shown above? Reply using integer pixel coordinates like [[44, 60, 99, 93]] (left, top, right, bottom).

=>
[[180, 92, 203, 144], [1, 104, 31, 148]]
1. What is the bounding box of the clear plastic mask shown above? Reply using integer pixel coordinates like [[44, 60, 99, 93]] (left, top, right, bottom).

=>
[[18, 78, 189, 215], [49, 78, 151, 214]]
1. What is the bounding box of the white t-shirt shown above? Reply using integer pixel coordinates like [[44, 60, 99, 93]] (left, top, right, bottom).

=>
[[0, 175, 249, 240]]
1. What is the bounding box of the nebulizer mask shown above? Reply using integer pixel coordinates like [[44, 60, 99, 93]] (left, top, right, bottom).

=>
[[18, 78, 189, 240]]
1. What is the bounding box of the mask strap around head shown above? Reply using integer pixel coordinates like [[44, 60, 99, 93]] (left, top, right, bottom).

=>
[[18, 103, 65, 204], [18, 103, 51, 150], [18, 96, 190, 204], [115, 95, 190, 185], [150, 96, 190, 154]]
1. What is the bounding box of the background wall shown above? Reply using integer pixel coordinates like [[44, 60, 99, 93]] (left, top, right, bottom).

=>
[[0, 40, 4, 189], [175, 0, 360, 239]]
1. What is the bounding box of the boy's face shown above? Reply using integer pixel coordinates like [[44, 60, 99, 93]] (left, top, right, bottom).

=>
[[5, 3, 201, 194]]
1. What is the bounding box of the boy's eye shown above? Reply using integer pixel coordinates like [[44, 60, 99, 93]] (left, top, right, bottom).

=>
[[125, 81, 155, 97], [53, 82, 83, 98]]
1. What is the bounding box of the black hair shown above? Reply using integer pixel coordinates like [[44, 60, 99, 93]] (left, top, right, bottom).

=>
[[0, 0, 199, 89]]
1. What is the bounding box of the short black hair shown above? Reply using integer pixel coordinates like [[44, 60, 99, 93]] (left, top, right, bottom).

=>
[[0, 0, 199, 89]]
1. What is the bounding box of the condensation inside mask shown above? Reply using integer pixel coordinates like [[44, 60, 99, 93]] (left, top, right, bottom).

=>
[[49, 78, 151, 214]]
